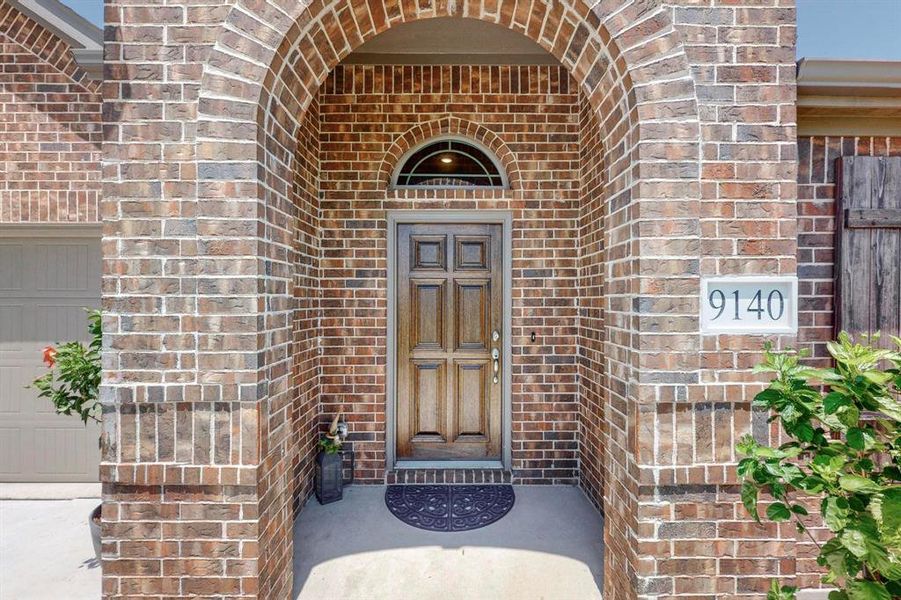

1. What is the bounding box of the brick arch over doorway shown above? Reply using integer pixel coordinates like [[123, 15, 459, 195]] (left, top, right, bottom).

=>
[[101, 0, 801, 598], [377, 116, 523, 191], [186, 3, 704, 596], [195, 2, 701, 597]]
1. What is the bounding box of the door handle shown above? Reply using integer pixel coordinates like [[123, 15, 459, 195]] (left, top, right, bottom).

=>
[[491, 347, 500, 384]]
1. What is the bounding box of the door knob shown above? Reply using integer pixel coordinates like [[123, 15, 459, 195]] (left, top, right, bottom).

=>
[[491, 347, 500, 384]]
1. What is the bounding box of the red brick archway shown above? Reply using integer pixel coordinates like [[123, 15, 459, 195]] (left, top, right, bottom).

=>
[[191, 2, 702, 598], [101, 0, 803, 595], [99, 1, 719, 598]]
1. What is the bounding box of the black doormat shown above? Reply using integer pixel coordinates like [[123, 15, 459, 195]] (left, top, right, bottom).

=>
[[385, 484, 515, 532]]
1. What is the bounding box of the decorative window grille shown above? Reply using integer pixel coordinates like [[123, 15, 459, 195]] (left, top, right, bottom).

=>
[[392, 137, 507, 189]]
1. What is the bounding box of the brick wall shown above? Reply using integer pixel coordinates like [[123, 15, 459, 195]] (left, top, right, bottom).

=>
[[0, 2, 101, 223], [102, 0, 798, 597], [290, 96, 322, 515], [578, 100, 606, 511], [317, 64, 582, 485], [797, 136, 901, 364]]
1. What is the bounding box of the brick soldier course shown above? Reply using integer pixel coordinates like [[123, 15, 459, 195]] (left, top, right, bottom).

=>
[[94, 0, 800, 598]]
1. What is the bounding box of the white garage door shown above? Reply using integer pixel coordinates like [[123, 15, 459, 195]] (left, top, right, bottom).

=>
[[0, 228, 101, 482]]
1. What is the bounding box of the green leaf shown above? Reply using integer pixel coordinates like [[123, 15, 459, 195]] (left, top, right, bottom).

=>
[[790, 504, 808, 516], [846, 580, 890, 600], [737, 435, 758, 456], [798, 476, 825, 494], [741, 481, 760, 522], [846, 428, 866, 451], [839, 529, 868, 558], [824, 392, 850, 414], [883, 487, 901, 533], [875, 395, 901, 421], [819, 538, 856, 579], [837, 404, 861, 429], [795, 421, 815, 442], [839, 475, 881, 494], [766, 502, 792, 522], [755, 388, 783, 405], [755, 446, 780, 459], [823, 497, 850, 532], [766, 579, 797, 600]]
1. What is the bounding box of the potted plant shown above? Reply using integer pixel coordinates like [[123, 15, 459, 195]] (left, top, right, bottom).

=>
[[315, 413, 346, 504], [30, 309, 102, 559], [737, 334, 901, 599]]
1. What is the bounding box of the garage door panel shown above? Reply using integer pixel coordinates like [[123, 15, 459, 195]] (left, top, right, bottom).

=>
[[34, 243, 94, 292], [0, 305, 23, 351], [0, 366, 26, 413], [0, 244, 23, 291], [33, 426, 98, 476], [0, 232, 100, 482], [0, 302, 93, 344], [32, 304, 95, 342], [0, 428, 23, 477]]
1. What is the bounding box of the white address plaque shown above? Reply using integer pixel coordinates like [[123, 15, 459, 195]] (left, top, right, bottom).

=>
[[701, 276, 798, 334]]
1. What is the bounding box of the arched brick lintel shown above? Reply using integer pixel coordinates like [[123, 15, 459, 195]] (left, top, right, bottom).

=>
[[196, 0, 701, 181], [376, 116, 523, 191]]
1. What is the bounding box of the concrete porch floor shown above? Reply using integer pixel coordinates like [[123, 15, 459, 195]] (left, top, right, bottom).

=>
[[293, 485, 604, 600]]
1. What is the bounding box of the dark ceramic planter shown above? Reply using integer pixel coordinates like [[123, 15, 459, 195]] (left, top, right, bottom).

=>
[[315, 451, 344, 504]]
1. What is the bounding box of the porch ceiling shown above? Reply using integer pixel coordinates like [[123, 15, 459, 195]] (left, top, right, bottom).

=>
[[341, 17, 558, 65]]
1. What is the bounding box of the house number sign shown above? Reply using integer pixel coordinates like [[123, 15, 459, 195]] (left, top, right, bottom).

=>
[[700, 276, 798, 334]]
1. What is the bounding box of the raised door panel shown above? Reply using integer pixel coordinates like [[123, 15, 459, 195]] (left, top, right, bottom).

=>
[[454, 280, 490, 350], [410, 280, 445, 350], [410, 360, 447, 443], [454, 360, 489, 442], [410, 235, 447, 271], [454, 236, 490, 271]]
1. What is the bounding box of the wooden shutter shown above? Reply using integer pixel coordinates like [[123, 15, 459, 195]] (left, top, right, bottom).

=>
[[835, 157, 901, 343]]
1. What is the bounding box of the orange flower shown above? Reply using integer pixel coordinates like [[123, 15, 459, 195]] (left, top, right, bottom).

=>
[[42, 346, 57, 368]]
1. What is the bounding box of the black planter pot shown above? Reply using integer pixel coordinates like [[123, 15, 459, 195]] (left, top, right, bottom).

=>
[[315, 451, 344, 504]]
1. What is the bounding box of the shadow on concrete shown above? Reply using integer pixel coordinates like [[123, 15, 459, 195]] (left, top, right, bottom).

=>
[[292, 485, 604, 600]]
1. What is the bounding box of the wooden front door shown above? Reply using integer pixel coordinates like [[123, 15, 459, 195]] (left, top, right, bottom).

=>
[[396, 223, 503, 461]]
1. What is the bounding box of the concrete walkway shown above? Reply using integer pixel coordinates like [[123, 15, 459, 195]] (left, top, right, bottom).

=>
[[0, 496, 101, 600], [293, 485, 604, 600]]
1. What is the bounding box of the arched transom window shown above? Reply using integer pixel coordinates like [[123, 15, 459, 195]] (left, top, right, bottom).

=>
[[392, 137, 508, 189]]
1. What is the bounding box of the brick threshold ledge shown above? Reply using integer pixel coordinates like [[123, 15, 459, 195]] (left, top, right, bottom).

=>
[[385, 469, 512, 485]]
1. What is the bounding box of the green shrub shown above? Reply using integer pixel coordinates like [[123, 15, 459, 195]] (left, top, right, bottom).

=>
[[738, 333, 901, 599], [30, 309, 101, 425]]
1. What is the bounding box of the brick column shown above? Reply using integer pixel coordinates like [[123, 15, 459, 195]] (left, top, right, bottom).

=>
[[101, 0, 268, 596]]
